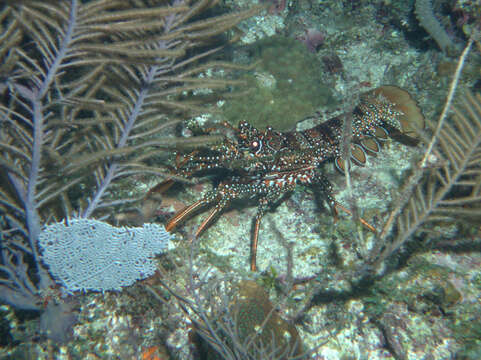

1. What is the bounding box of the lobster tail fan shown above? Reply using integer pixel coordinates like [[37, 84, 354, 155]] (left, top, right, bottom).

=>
[[336, 85, 423, 173], [335, 143, 368, 172], [373, 126, 389, 140], [360, 137, 381, 154], [367, 85, 425, 146]]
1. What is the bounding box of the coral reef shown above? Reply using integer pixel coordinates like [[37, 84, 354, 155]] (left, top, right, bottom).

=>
[[0, 0, 262, 351], [1, 0, 480, 359]]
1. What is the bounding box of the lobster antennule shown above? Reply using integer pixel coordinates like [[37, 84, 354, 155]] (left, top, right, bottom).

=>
[[165, 199, 209, 232]]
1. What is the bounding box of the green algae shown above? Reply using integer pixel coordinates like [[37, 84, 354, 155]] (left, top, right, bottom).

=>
[[258, 266, 279, 291], [222, 36, 334, 131]]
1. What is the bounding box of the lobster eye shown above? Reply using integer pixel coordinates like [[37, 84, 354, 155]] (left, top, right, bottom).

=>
[[251, 140, 263, 155]]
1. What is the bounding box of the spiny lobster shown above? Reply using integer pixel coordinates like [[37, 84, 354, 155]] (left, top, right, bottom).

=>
[[165, 85, 423, 271]]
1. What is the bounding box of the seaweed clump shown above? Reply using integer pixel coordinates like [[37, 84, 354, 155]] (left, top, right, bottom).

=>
[[222, 36, 334, 131]]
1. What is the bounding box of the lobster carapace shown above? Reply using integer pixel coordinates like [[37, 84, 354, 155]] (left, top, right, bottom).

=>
[[165, 85, 423, 271]]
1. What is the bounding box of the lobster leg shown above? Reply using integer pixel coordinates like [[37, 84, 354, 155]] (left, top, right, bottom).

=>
[[251, 214, 262, 272], [311, 170, 377, 233], [250, 190, 288, 272], [195, 200, 230, 238], [334, 202, 377, 233], [165, 199, 210, 232], [166, 184, 235, 237]]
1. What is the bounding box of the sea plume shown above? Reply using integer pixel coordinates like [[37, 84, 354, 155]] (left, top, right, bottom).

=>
[[367, 34, 481, 271], [0, 0, 261, 341]]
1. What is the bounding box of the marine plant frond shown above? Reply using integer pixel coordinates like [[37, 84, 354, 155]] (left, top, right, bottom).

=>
[[0, 0, 261, 224], [361, 32, 480, 272], [433, 92, 481, 217], [370, 90, 481, 270], [400, 90, 481, 225]]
